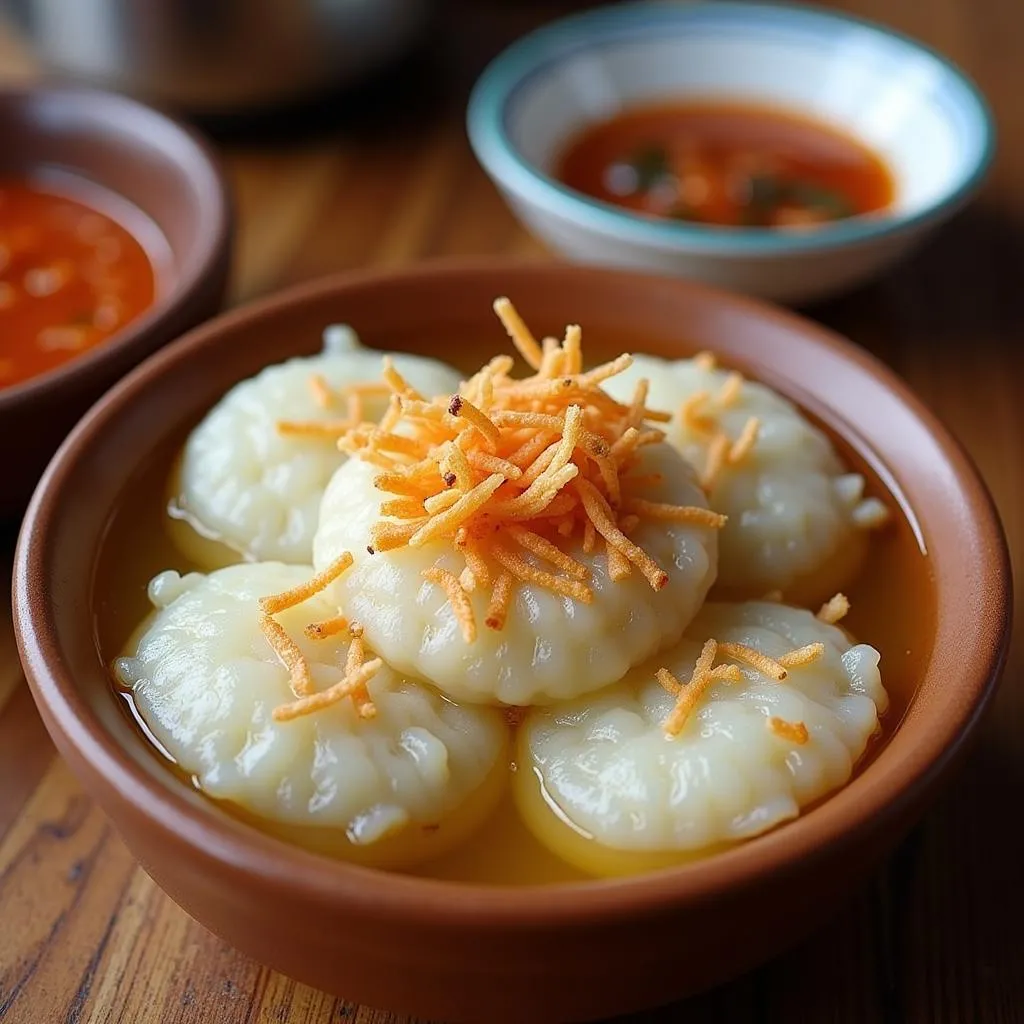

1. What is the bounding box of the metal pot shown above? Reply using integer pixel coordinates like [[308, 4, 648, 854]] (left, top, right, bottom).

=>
[[4, 0, 433, 112]]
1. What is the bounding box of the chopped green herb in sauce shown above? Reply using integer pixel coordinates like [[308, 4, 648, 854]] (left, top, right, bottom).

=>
[[558, 101, 894, 230]]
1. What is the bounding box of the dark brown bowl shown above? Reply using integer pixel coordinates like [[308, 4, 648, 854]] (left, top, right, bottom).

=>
[[0, 85, 232, 518], [13, 262, 1011, 1022]]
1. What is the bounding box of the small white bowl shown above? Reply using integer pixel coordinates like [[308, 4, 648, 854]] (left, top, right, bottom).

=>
[[467, 0, 994, 304]]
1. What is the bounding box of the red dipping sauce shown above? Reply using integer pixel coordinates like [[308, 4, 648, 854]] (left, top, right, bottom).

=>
[[556, 101, 896, 230], [0, 176, 164, 389]]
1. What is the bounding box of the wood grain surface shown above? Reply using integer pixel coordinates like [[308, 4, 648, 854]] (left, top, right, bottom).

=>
[[2, 1, 1023, 1021]]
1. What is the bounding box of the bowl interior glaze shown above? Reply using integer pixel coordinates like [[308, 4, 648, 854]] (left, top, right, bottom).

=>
[[14, 262, 1010, 1022]]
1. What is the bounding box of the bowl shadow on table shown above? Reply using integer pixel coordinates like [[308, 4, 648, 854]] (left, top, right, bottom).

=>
[[805, 205, 1024, 369], [605, 734, 1024, 1023], [188, 32, 451, 148]]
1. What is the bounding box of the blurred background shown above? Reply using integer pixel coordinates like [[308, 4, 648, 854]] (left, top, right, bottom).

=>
[[0, 0, 1014, 307]]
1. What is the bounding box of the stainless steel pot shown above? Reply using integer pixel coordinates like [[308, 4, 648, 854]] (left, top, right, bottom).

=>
[[3, 0, 433, 111]]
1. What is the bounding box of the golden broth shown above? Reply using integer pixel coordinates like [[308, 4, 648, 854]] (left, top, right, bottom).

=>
[[93, 347, 934, 886]]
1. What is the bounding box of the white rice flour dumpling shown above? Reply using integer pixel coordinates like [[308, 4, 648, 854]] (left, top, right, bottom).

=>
[[115, 562, 509, 869], [604, 353, 888, 604], [516, 596, 887, 876], [169, 325, 462, 569], [312, 301, 723, 706]]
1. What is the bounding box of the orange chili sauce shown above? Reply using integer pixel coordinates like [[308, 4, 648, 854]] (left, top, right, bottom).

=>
[[92, 336, 933, 886], [0, 175, 165, 389], [556, 101, 896, 229]]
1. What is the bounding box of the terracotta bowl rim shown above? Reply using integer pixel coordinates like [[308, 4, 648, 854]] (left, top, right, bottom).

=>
[[0, 83, 232, 412], [14, 258, 1011, 930]]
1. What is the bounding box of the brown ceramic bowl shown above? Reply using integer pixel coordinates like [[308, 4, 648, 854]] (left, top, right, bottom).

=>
[[13, 262, 1010, 1022], [0, 85, 232, 518]]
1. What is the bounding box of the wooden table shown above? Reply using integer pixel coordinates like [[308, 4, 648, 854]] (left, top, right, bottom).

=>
[[2, 2, 1022, 1021]]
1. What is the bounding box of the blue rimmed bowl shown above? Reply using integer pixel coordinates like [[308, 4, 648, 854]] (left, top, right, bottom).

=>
[[467, 0, 994, 304]]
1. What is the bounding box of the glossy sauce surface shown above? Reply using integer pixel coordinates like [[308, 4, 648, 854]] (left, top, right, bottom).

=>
[[0, 175, 166, 388], [93, 344, 932, 886], [556, 101, 896, 229]]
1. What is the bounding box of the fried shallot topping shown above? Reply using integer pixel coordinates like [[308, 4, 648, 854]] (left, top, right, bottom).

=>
[[657, 641, 743, 737], [680, 385, 761, 492], [330, 298, 727, 643], [257, 299, 731, 723], [656, 626, 831, 737], [679, 361, 890, 535], [768, 717, 810, 744], [275, 378, 390, 440], [817, 592, 851, 624], [257, 552, 382, 723]]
